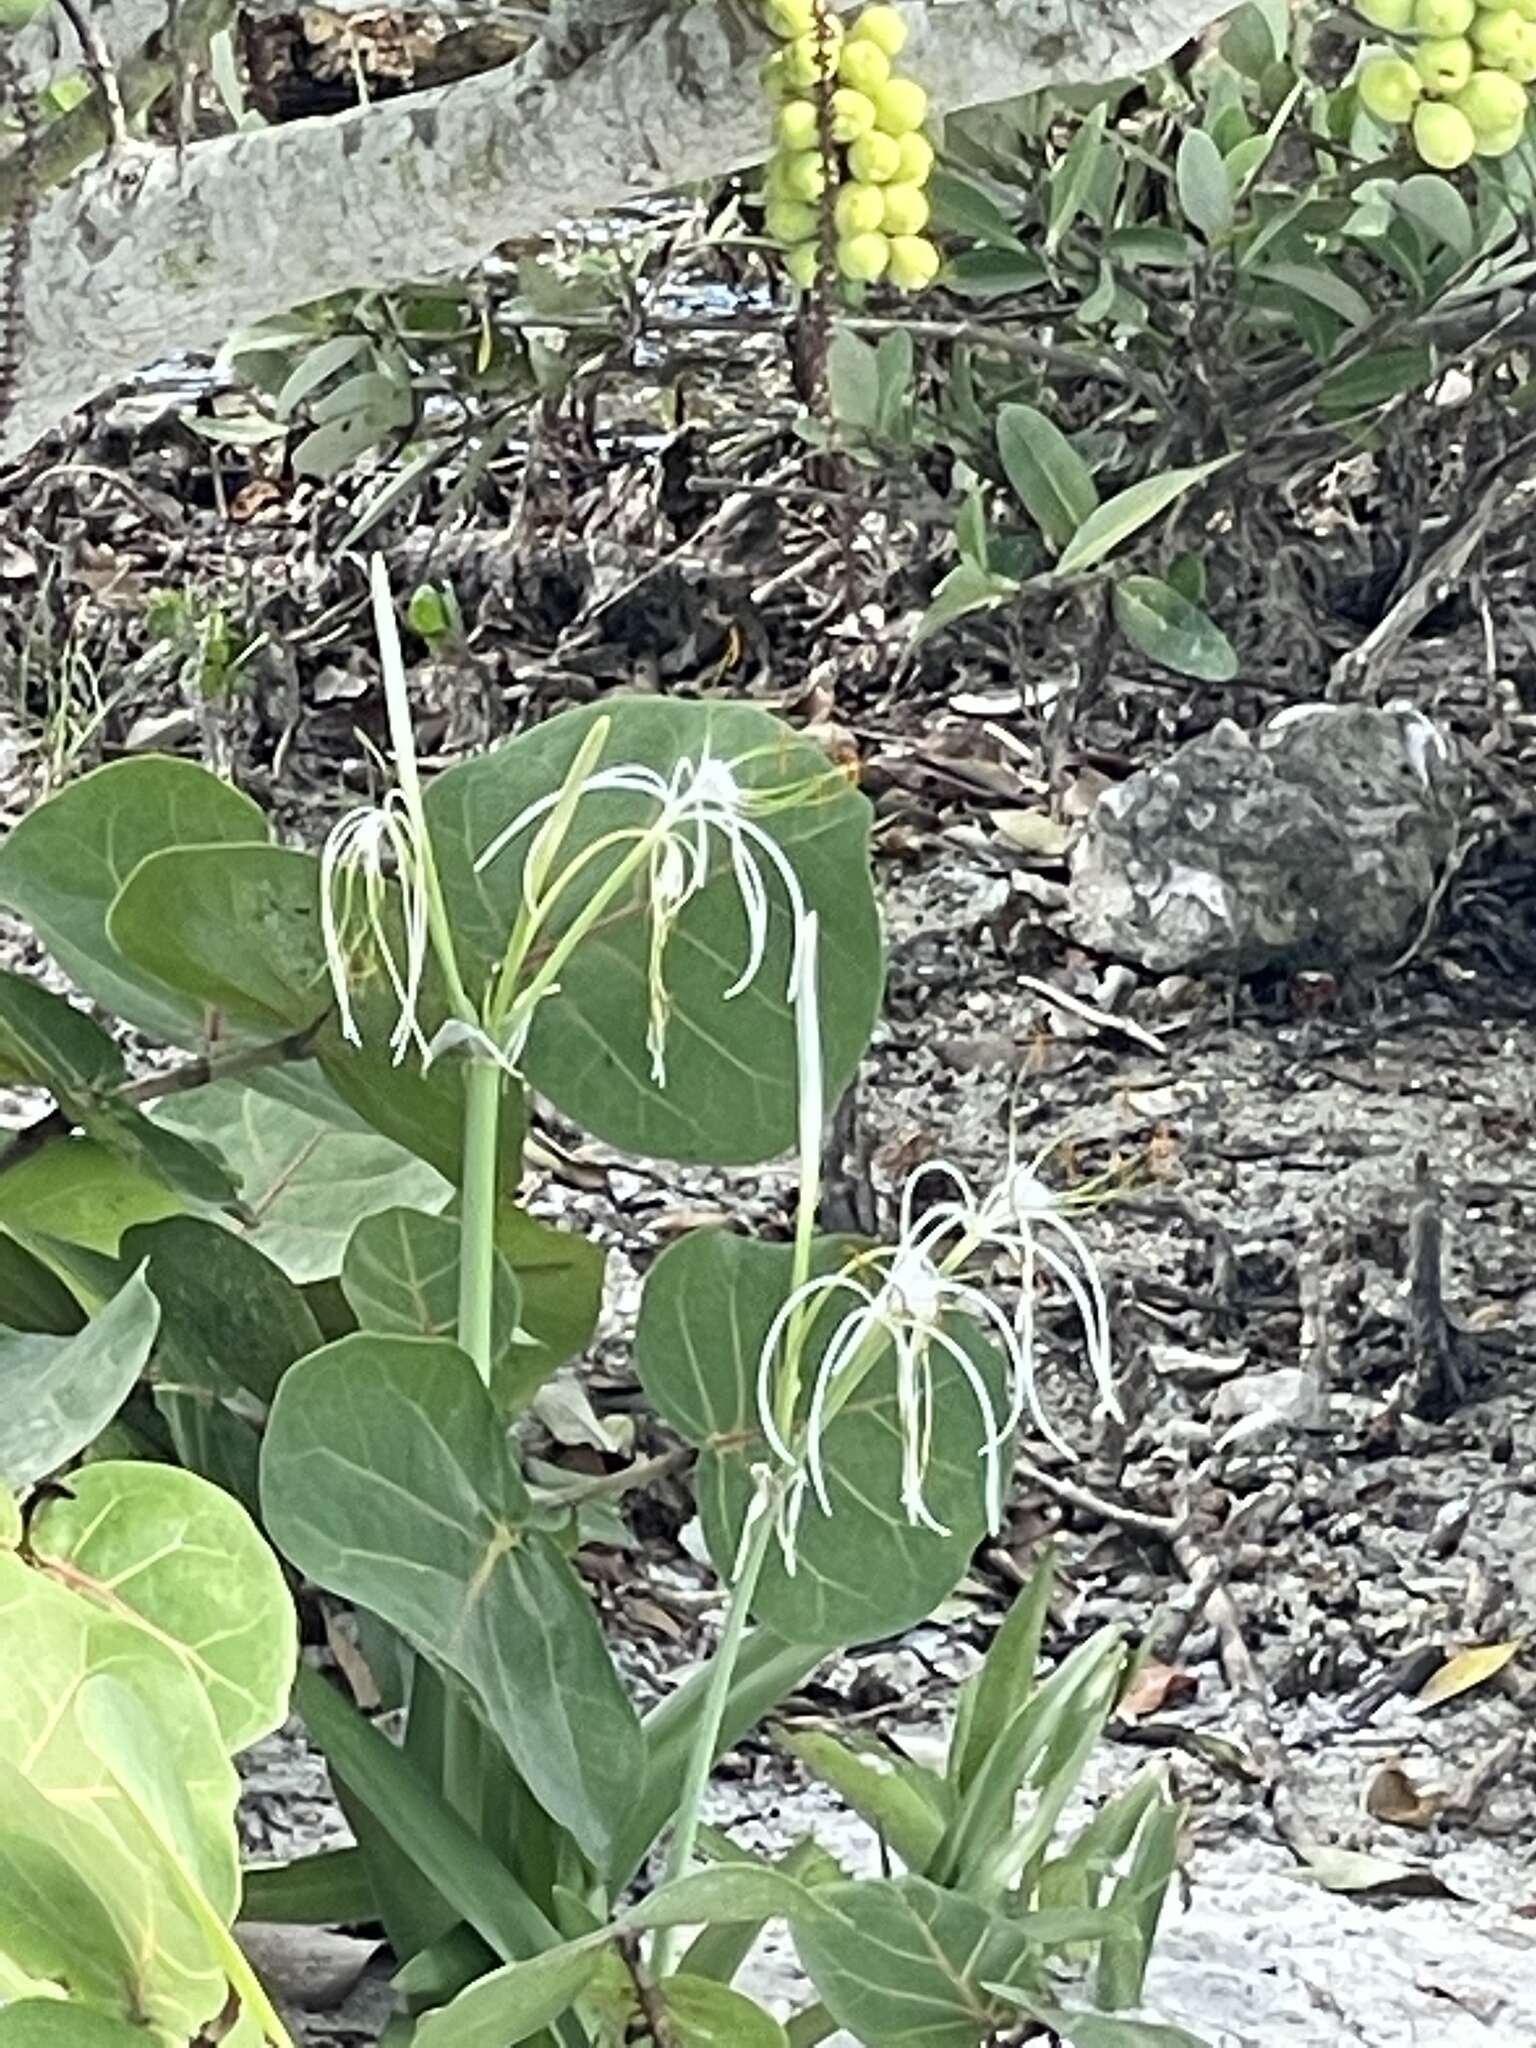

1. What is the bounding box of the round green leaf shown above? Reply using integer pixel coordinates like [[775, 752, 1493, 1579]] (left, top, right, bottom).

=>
[[0, 1558, 238, 2039], [123, 1214, 324, 1407], [151, 1083, 451, 1282], [0, 1235, 84, 1336], [0, 1268, 160, 1492], [29, 1461, 298, 1753], [261, 1334, 643, 1867], [107, 843, 331, 1039], [423, 698, 883, 1165], [492, 1203, 606, 1411], [0, 2001, 154, 2045], [634, 1231, 1006, 1648], [0, 1139, 182, 1254], [342, 1206, 521, 1358], [0, 758, 268, 1046], [109, 836, 527, 1194]]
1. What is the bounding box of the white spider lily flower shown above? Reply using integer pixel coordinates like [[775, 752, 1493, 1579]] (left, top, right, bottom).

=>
[[474, 749, 818, 1085], [905, 1158, 1120, 1450], [752, 1155, 1119, 1571], [319, 791, 432, 1064], [755, 1239, 1026, 1569]]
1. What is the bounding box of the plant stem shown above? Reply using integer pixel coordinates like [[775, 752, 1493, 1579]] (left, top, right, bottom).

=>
[[457, 1055, 502, 1380], [651, 1498, 777, 1978]]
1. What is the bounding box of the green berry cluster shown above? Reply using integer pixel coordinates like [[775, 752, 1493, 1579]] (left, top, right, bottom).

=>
[[1358, 0, 1534, 167], [758, 1, 939, 292]]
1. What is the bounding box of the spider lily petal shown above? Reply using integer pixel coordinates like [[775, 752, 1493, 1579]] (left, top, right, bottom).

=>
[[319, 792, 431, 1063], [751, 1153, 1121, 1572], [475, 747, 822, 1085]]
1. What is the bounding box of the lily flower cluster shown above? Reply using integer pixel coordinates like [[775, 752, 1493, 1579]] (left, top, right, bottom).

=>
[[323, 560, 1119, 1586], [753, 1151, 1119, 1571]]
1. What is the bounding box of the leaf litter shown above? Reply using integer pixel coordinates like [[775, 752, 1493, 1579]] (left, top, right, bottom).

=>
[[5, 296, 1536, 2045]]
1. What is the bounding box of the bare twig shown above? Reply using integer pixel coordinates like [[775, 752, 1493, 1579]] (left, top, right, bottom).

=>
[[51, 0, 131, 152], [1404, 1150, 1469, 1420], [1327, 429, 1536, 702], [0, 1021, 322, 1180], [616, 1931, 677, 2046]]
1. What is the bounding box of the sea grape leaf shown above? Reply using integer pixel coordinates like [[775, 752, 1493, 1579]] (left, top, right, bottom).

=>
[[262, 1333, 643, 1866], [634, 1231, 1006, 1648], [493, 1203, 606, 1411], [0, 1558, 239, 2040], [342, 1206, 521, 1363], [151, 1083, 451, 1282], [424, 697, 883, 1165], [0, 756, 269, 1045], [124, 1213, 323, 1407], [29, 1460, 297, 1752], [0, 1268, 159, 1490]]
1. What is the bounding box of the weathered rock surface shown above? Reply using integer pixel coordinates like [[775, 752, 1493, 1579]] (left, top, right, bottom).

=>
[[1069, 705, 1462, 975]]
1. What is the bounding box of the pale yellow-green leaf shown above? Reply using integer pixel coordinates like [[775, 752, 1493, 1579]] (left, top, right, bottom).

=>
[[1411, 1639, 1521, 1711]]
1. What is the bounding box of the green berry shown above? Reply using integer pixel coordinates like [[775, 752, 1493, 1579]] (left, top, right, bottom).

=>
[[1414, 0, 1474, 32], [829, 87, 878, 141], [871, 75, 928, 134], [877, 179, 929, 234], [1472, 4, 1528, 61], [1413, 98, 1476, 162], [848, 131, 903, 182], [834, 181, 886, 234], [837, 230, 891, 280], [766, 198, 821, 243], [1453, 65, 1528, 133], [849, 3, 907, 55], [785, 242, 821, 288], [838, 39, 891, 92], [1414, 34, 1474, 91], [1504, 24, 1536, 78], [1358, 54, 1423, 121], [887, 234, 940, 291], [763, 0, 816, 36], [1473, 114, 1527, 150], [777, 98, 820, 151], [893, 130, 934, 183], [1357, 0, 1415, 23], [780, 149, 828, 201]]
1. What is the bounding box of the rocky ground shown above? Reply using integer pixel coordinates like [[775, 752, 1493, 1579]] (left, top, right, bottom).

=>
[[3, 278, 1536, 2045]]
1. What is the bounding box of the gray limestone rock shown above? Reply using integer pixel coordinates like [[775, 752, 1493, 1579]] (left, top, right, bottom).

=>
[[1069, 704, 1462, 975]]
